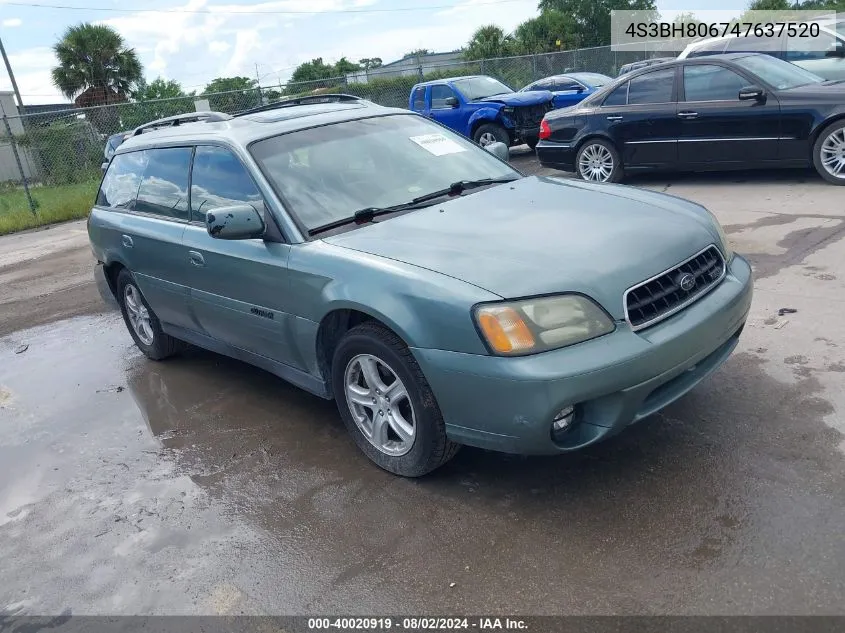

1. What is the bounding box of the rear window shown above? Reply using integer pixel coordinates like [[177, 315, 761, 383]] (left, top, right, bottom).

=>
[[97, 150, 148, 209]]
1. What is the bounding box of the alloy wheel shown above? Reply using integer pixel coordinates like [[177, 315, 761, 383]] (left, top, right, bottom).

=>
[[344, 353, 416, 457], [124, 284, 154, 346], [820, 128, 845, 180], [578, 143, 614, 182], [478, 132, 497, 146]]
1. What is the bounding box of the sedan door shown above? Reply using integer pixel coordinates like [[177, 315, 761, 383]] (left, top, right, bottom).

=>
[[676, 62, 781, 167], [599, 66, 680, 168], [427, 84, 467, 135], [181, 145, 301, 368]]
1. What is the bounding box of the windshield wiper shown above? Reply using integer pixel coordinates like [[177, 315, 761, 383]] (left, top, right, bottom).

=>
[[307, 177, 518, 236]]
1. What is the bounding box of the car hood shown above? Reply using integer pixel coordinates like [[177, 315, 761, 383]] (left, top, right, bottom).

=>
[[481, 91, 553, 106], [323, 176, 721, 319]]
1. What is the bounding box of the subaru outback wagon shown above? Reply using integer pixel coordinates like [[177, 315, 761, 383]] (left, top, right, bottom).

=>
[[89, 95, 753, 477]]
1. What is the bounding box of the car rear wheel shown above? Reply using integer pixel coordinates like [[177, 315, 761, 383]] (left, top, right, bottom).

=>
[[331, 321, 460, 477], [117, 268, 184, 361], [576, 139, 622, 183], [473, 123, 509, 147], [813, 120, 845, 185]]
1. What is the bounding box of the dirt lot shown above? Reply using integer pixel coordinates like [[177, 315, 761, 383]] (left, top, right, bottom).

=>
[[1, 157, 844, 615]]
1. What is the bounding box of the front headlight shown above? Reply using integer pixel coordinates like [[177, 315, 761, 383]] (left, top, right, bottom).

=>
[[474, 294, 615, 356]]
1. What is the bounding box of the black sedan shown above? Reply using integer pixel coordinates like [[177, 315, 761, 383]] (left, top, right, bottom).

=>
[[536, 53, 845, 185]]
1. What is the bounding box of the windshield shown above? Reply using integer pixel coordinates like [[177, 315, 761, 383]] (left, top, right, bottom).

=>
[[570, 73, 612, 87], [452, 76, 513, 100], [733, 54, 825, 89], [250, 114, 518, 232]]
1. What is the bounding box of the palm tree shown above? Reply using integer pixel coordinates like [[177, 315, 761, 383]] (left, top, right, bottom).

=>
[[51, 23, 143, 108], [464, 26, 515, 61]]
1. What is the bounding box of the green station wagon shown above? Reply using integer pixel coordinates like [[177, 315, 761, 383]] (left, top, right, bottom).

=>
[[89, 95, 753, 476]]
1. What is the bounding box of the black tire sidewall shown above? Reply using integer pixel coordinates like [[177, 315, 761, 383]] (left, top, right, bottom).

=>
[[331, 326, 448, 477], [473, 122, 510, 147], [813, 121, 845, 185], [576, 138, 623, 183], [116, 269, 169, 359]]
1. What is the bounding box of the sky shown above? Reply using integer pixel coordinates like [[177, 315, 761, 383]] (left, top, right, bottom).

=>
[[0, 0, 747, 106]]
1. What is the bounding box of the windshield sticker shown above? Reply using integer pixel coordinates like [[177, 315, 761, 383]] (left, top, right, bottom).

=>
[[409, 134, 468, 156]]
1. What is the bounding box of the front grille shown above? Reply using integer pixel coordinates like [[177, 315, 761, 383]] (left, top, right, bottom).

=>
[[513, 103, 552, 127], [624, 245, 726, 330]]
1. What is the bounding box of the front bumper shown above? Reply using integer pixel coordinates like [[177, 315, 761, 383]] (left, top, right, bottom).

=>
[[412, 254, 753, 454]]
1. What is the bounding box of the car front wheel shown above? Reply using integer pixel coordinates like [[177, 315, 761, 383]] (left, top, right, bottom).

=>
[[331, 322, 460, 477], [813, 120, 845, 185], [473, 122, 509, 147], [117, 268, 184, 360], [576, 139, 623, 183]]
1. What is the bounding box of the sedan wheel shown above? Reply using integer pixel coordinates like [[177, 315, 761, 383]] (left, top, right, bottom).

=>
[[819, 127, 845, 181], [344, 353, 415, 457], [577, 142, 616, 182], [116, 268, 184, 361], [124, 283, 155, 346]]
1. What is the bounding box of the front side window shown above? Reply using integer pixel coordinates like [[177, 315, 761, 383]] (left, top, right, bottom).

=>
[[97, 150, 148, 209], [250, 114, 518, 233], [430, 85, 457, 109], [451, 76, 513, 101], [133, 147, 192, 220], [552, 78, 582, 91], [733, 53, 825, 89], [190, 146, 264, 222], [627, 68, 674, 105], [683, 65, 748, 102]]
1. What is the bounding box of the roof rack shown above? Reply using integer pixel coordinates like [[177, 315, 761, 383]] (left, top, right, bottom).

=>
[[234, 94, 363, 117], [131, 111, 232, 136]]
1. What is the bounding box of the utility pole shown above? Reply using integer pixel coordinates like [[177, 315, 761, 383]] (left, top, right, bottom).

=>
[[1, 101, 36, 216], [0, 35, 25, 115]]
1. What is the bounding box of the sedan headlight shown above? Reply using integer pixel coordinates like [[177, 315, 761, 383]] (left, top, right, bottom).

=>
[[474, 294, 615, 356]]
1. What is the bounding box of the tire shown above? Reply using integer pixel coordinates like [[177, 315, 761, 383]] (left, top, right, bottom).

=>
[[116, 268, 184, 361], [473, 122, 509, 148], [331, 321, 460, 477], [575, 138, 623, 183], [812, 120, 845, 185]]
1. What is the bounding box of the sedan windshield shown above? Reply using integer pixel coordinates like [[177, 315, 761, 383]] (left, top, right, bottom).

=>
[[570, 73, 612, 87], [452, 76, 513, 100], [733, 54, 825, 89], [250, 114, 519, 232]]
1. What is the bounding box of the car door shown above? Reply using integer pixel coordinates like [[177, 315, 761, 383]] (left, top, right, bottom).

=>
[[676, 62, 781, 166], [428, 84, 466, 134], [599, 66, 679, 168], [550, 77, 587, 108], [96, 147, 195, 330], [181, 144, 300, 368]]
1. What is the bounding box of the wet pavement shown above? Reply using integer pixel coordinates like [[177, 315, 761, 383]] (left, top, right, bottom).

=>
[[1, 161, 845, 615]]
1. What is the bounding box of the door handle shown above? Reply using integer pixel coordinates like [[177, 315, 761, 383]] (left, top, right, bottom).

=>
[[188, 251, 205, 267], [606, 115, 623, 121], [121, 235, 134, 248], [678, 111, 699, 119]]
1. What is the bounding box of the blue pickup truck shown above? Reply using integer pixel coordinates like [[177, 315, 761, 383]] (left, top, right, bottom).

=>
[[409, 75, 554, 149]]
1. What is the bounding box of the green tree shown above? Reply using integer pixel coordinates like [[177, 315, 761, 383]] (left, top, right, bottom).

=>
[[537, 0, 659, 48], [747, 0, 790, 9], [121, 77, 195, 129], [334, 56, 362, 75], [202, 76, 260, 113], [290, 58, 339, 83], [359, 57, 383, 70], [403, 49, 431, 59], [51, 23, 143, 106], [513, 10, 579, 54], [464, 25, 515, 60]]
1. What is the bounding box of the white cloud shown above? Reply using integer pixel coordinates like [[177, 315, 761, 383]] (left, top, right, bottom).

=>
[[208, 40, 231, 54], [2, 18, 23, 27]]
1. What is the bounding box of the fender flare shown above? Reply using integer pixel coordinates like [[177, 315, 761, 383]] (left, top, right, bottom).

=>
[[467, 107, 505, 138]]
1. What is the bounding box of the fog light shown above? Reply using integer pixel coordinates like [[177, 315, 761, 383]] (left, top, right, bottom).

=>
[[552, 405, 575, 431]]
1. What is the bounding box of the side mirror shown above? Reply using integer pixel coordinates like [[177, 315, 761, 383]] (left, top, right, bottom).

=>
[[444, 96, 459, 107], [206, 204, 265, 240], [825, 41, 845, 58], [738, 85, 766, 102], [484, 141, 510, 162]]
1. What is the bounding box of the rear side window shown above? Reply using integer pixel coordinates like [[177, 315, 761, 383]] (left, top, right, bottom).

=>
[[602, 82, 629, 106], [553, 79, 582, 91], [97, 150, 148, 209], [133, 147, 192, 220], [411, 87, 426, 111], [627, 67, 675, 104], [190, 146, 264, 222]]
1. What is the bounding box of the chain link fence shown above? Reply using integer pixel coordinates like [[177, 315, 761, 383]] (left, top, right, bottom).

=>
[[0, 45, 658, 209]]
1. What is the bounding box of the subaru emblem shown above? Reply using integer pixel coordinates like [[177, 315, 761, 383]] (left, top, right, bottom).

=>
[[679, 273, 696, 292]]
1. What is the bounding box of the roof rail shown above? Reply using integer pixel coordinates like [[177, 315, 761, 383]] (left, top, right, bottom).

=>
[[234, 94, 363, 117], [131, 111, 232, 136]]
